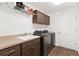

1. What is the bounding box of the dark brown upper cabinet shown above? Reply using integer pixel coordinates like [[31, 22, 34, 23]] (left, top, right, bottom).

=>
[[32, 10, 50, 25]]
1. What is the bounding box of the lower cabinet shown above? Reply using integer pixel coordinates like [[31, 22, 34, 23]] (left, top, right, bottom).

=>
[[32, 44, 40, 56], [22, 44, 40, 56], [22, 46, 33, 56], [10, 51, 21, 56], [0, 45, 21, 56], [22, 38, 40, 56], [0, 38, 40, 56]]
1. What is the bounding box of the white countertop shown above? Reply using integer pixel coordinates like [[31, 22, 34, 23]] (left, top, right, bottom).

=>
[[0, 35, 40, 50]]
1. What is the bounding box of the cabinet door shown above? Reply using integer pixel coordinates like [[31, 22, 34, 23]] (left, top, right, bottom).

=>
[[32, 38, 40, 56], [22, 46, 33, 56], [0, 45, 21, 56], [36, 11, 44, 24], [33, 10, 50, 25], [44, 14, 50, 25], [10, 51, 20, 56], [32, 44, 40, 56], [22, 38, 40, 56]]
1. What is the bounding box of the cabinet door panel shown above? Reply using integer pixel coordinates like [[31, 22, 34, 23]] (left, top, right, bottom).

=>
[[22, 38, 40, 56], [10, 51, 20, 56], [37, 11, 44, 24], [0, 45, 20, 56], [22, 47, 33, 56], [32, 44, 40, 56], [44, 14, 50, 25], [33, 10, 50, 25]]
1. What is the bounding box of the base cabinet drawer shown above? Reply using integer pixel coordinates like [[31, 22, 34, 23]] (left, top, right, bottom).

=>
[[22, 38, 40, 56], [22, 44, 40, 56], [32, 44, 40, 56], [0, 45, 21, 56], [22, 46, 33, 56], [10, 51, 20, 56]]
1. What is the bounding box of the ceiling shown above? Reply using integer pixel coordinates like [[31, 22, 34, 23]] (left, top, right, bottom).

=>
[[0, 2, 79, 15], [25, 2, 79, 15]]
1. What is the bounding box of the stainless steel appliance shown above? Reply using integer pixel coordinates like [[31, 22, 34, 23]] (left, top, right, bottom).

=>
[[33, 30, 55, 56]]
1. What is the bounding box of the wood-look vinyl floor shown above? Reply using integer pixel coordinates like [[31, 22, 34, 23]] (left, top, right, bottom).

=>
[[48, 46, 78, 56]]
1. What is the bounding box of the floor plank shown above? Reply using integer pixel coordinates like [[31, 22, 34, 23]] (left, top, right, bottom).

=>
[[48, 46, 78, 56]]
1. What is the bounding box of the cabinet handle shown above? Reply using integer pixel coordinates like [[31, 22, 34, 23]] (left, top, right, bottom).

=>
[[5, 49, 15, 55]]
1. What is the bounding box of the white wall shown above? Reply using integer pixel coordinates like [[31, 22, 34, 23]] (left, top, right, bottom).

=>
[[0, 4, 35, 36], [0, 3, 49, 36], [48, 7, 79, 51]]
